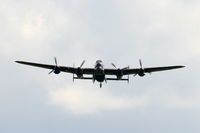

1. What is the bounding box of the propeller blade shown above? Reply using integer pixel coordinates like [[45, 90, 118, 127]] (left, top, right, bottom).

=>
[[139, 59, 142, 68], [49, 57, 58, 74], [127, 74, 129, 84], [54, 57, 58, 66], [122, 66, 129, 70], [133, 73, 137, 77], [111, 63, 117, 68], [49, 69, 54, 74], [80, 60, 85, 68], [73, 63, 75, 82]]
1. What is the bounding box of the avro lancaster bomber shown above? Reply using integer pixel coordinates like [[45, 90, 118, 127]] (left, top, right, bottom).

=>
[[16, 58, 185, 88]]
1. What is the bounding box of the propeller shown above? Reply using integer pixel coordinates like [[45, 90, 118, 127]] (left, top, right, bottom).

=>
[[73, 63, 75, 82], [80, 60, 85, 68], [139, 59, 143, 69], [111, 63, 117, 69], [111, 63, 129, 70], [122, 66, 130, 70], [76, 60, 86, 78], [111, 63, 129, 79], [134, 59, 145, 77], [49, 69, 54, 74], [55, 57, 58, 66], [127, 74, 129, 84], [49, 57, 60, 74]]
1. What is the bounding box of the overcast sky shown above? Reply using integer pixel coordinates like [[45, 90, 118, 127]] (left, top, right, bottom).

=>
[[1, 0, 200, 132]]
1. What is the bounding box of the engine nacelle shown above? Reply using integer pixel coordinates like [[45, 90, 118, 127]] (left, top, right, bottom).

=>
[[54, 67, 61, 74], [138, 69, 145, 77], [116, 69, 123, 79], [76, 67, 83, 78]]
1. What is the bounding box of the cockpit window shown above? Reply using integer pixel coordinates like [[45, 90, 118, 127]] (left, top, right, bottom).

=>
[[96, 60, 102, 64]]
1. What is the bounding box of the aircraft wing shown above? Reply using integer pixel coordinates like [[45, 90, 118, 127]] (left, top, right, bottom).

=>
[[16, 61, 185, 75], [124, 65, 185, 75], [105, 65, 185, 75], [144, 66, 185, 73], [15, 61, 94, 74]]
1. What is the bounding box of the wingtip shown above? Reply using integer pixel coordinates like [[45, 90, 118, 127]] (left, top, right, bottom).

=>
[[177, 65, 185, 69], [15, 61, 23, 64]]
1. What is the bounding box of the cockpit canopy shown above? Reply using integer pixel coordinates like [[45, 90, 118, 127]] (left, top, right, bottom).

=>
[[95, 60, 103, 68], [96, 60, 103, 64]]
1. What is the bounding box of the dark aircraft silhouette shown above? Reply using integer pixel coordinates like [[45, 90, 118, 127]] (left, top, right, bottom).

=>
[[15, 58, 185, 88]]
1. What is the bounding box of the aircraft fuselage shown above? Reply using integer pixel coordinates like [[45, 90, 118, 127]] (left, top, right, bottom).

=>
[[94, 60, 105, 82]]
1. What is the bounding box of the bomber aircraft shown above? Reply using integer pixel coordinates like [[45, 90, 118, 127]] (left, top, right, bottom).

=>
[[15, 58, 185, 88]]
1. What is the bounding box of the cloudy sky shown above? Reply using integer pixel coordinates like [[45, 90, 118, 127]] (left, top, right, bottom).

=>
[[1, 0, 200, 132]]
